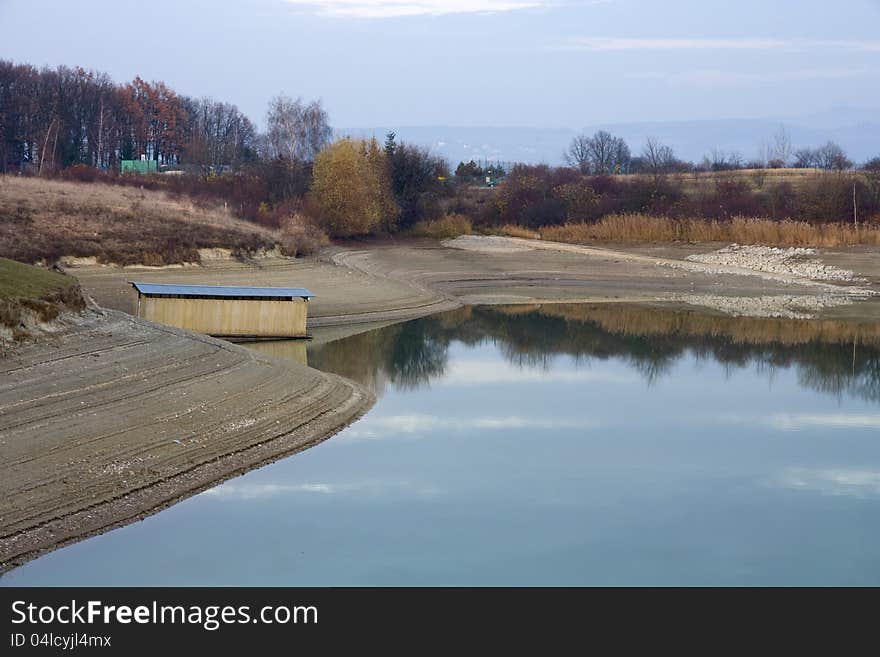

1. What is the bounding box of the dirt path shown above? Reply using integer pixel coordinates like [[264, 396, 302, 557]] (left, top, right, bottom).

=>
[[0, 309, 373, 572]]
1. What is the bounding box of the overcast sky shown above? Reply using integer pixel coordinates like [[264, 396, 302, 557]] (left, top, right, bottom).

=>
[[2, 0, 879, 129]]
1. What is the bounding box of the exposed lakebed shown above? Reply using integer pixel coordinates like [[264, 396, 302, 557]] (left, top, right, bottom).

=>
[[4, 304, 880, 585]]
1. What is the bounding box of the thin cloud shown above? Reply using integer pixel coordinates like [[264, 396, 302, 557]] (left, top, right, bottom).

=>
[[769, 413, 880, 431], [630, 68, 880, 85], [774, 468, 880, 498], [438, 360, 633, 386], [283, 0, 549, 18], [202, 480, 443, 500], [344, 413, 599, 440], [562, 37, 880, 52]]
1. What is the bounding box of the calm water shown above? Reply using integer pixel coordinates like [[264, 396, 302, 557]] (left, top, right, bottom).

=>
[[4, 304, 880, 586]]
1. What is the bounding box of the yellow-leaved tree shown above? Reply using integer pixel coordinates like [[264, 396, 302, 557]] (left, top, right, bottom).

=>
[[310, 138, 399, 237]]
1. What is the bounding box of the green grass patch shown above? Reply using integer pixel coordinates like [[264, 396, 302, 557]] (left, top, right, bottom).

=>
[[0, 257, 76, 300]]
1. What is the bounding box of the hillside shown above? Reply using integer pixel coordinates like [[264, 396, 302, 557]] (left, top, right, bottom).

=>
[[0, 177, 278, 266], [0, 257, 85, 342]]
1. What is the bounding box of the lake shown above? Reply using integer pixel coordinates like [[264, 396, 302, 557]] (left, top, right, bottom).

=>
[[4, 304, 880, 585]]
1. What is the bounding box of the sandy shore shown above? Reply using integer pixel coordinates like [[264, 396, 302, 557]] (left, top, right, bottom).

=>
[[3, 235, 880, 571], [71, 237, 880, 323], [0, 309, 373, 571]]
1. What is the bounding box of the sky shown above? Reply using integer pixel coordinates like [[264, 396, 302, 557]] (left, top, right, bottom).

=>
[[1, 0, 879, 130]]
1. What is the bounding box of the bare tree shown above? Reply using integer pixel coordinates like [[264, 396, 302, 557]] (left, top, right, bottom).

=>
[[564, 135, 592, 174], [567, 130, 630, 174], [265, 95, 331, 163], [642, 137, 676, 183], [815, 141, 852, 172], [793, 147, 817, 168], [611, 137, 631, 174], [183, 97, 257, 172], [757, 141, 773, 168], [706, 148, 743, 171], [772, 125, 792, 167]]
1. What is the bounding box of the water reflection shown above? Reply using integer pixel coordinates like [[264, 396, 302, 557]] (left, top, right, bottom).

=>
[[6, 303, 880, 586], [307, 304, 880, 403]]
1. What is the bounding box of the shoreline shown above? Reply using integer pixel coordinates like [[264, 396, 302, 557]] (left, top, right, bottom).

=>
[[3, 235, 880, 572], [0, 310, 374, 573]]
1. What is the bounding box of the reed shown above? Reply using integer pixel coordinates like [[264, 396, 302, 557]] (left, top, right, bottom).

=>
[[539, 213, 880, 248], [488, 224, 542, 240], [410, 214, 473, 239]]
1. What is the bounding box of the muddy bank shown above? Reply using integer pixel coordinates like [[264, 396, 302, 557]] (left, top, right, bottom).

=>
[[0, 309, 373, 572], [68, 237, 880, 324]]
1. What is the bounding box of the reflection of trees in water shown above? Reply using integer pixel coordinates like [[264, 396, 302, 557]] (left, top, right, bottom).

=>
[[307, 315, 453, 394], [308, 305, 880, 404], [384, 320, 448, 390]]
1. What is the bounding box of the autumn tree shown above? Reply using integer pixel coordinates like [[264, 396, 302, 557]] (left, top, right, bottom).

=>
[[118, 77, 187, 165], [310, 137, 399, 236], [0, 61, 124, 172]]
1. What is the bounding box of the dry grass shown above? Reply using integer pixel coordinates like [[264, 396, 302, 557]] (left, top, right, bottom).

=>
[[488, 224, 542, 240], [0, 176, 279, 265], [625, 167, 849, 195], [279, 213, 329, 257], [410, 214, 473, 239], [539, 213, 880, 248]]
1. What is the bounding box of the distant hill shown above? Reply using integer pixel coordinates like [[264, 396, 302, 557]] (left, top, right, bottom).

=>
[[346, 111, 880, 167]]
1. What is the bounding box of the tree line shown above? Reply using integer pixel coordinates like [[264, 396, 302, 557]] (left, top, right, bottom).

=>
[[2, 59, 879, 241], [564, 127, 873, 176], [0, 60, 451, 236], [0, 61, 329, 174]]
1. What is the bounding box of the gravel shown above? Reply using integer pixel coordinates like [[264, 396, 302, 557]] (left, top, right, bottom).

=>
[[664, 293, 864, 319], [684, 245, 865, 283]]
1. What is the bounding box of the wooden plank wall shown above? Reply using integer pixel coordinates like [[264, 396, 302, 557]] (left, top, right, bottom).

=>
[[139, 297, 308, 338]]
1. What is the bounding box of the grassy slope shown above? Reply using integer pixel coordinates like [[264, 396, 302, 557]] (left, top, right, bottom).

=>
[[0, 176, 278, 265], [0, 257, 75, 299], [0, 257, 84, 337]]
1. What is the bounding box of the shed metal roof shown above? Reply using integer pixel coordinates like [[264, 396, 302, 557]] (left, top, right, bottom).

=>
[[130, 282, 314, 299]]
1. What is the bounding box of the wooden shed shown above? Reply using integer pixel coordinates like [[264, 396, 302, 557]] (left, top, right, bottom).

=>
[[130, 282, 314, 339]]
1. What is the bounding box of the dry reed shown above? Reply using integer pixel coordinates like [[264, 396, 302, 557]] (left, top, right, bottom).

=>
[[539, 213, 880, 248], [410, 214, 473, 239]]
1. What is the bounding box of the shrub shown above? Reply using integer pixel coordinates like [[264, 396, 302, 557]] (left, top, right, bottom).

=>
[[310, 138, 399, 237], [60, 164, 99, 183], [279, 214, 329, 257], [0, 299, 22, 328], [410, 214, 473, 239]]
